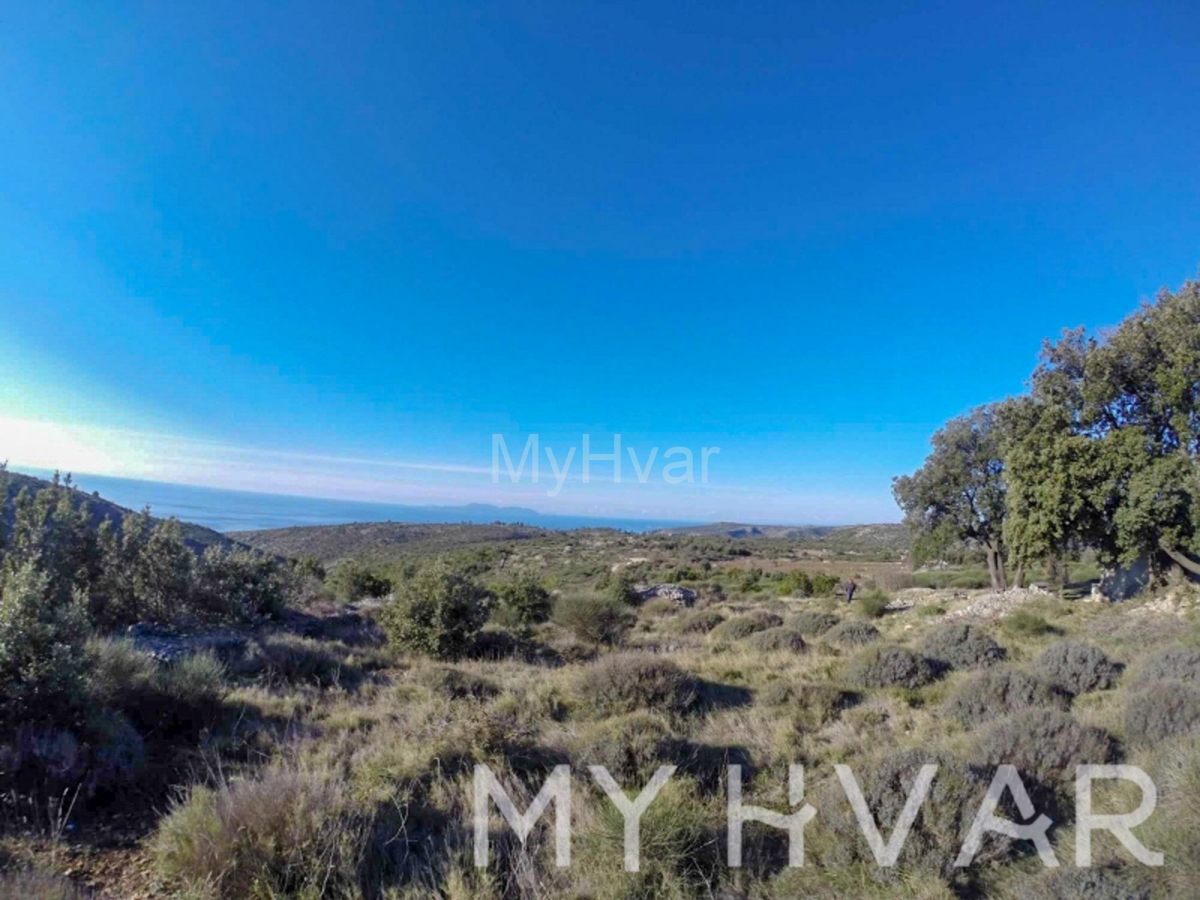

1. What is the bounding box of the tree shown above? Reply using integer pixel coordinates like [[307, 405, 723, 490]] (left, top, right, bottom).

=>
[[377, 564, 489, 658], [1006, 280, 1200, 579], [893, 404, 1011, 589]]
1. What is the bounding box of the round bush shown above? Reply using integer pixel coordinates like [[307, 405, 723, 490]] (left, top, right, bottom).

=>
[[575, 654, 700, 717], [1033, 641, 1122, 695], [744, 627, 806, 654], [1007, 863, 1152, 900], [377, 567, 489, 659], [944, 667, 1069, 727], [974, 710, 1117, 806], [846, 646, 940, 690], [820, 749, 1012, 877], [825, 620, 881, 646], [1124, 679, 1200, 747], [919, 624, 1006, 671], [552, 593, 635, 646], [708, 611, 783, 643], [573, 712, 685, 783], [1131, 646, 1200, 685], [675, 609, 725, 634], [786, 610, 839, 635]]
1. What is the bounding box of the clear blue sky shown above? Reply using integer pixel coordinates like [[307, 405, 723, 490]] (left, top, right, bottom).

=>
[[2, 1, 1198, 523]]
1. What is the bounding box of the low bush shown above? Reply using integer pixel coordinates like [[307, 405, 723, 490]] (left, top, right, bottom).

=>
[[820, 749, 1011, 878], [1124, 679, 1200, 746], [553, 593, 635, 646], [415, 665, 500, 701], [759, 681, 860, 725], [0, 868, 87, 899], [919, 624, 1006, 671], [573, 711, 685, 783], [786, 610, 839, 635], [1006, 864, 1152, 900], [491, 572, 553, 631], [709, 612, 783, 642], [1131, 646, 1200, 684], [943, 667, 1069, 727], [916, 604, 947, 617], [576, 654, 700, 717], [675, 608, 725, 634], [811, 573, 841, 595], [974, 710, 1117, 804], [152, 769, 380, 898], [328, 560, 392, 602], [744, 626, 807, 654], [1002, 609, 1058, 638], [1033, 641, 1121, 695], [236, 633, 354, 687], [846, 646, 941, 690], [855, 590, 891, 619], [377, 565, 489, 659], [824, 620, 881, 646]]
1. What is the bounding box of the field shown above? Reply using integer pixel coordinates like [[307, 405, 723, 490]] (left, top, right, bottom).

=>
[[3, 518, 1199, 898]]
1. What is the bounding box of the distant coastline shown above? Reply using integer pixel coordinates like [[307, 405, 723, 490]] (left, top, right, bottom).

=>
[[12, 467, 699, 534]]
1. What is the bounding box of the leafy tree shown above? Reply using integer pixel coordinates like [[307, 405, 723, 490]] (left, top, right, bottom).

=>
[[1005, 280, 1200, 578], [893, 404, 1012, 589]]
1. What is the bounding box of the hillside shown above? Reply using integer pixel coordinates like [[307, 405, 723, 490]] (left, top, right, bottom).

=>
[[1, 470, 237, 553], [655, 521, 909, 554], [228, 520, 554, 562]]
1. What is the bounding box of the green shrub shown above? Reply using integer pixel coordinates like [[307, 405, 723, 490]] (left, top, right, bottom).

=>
[[0, 562, 90, 729], [777, 571, 813, 597], [152, 769, 379, 898], [329, 560, 392, 602], [576, 654, 700, 717], [786, 610, 839, 635], [1002, 609, 1058, 638], [377, 565, 488, 659], [1033, 641, 1121, 696], [708, 611, 783, 642], [855, 589, 891, 619], [919, 624, 1006, 671], [606, 571, 640, 606], [1124, 680, 1200, 746], [553, 593, 635, 646], [193, 548, 288, 620], [846, 646, 941, 690], [916, 604, 946, 617], [810, 573, 841, 595], [491, 572, 553, 630], [759, 681, 860, 725], [825, 620, 881, 646], [943, 667, 1069, 727], [744, 626, 806, 654]]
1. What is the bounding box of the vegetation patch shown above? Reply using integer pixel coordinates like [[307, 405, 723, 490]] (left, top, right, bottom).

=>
[[575, 654, 700, 717], [845, 646, 941, 690], [919, 623, 1006, 671], [943, 667, 1069, 727], [1033, 640, 1122, 695]]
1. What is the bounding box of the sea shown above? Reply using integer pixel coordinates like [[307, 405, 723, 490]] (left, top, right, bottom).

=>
[[14, 468, 695, 535]]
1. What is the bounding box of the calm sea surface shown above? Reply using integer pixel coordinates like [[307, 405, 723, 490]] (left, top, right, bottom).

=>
[[17, 469, 694, 535]]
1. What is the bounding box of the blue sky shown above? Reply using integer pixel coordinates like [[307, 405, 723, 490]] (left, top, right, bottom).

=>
[[2, 1, 1198, 523]]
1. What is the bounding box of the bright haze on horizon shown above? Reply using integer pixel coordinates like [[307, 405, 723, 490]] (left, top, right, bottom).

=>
[[2, 2, 1198, 525]]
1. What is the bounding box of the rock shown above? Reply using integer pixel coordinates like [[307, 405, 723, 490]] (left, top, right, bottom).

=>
[[638, 583, 698, 608], [125, 623, 248, 663]]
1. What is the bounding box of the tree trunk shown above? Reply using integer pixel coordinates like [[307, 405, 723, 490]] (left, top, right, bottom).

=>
[[1015, 563, 1026, 589], [1160, 542, 1200, 577], [986, 542, 1007, 591]]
